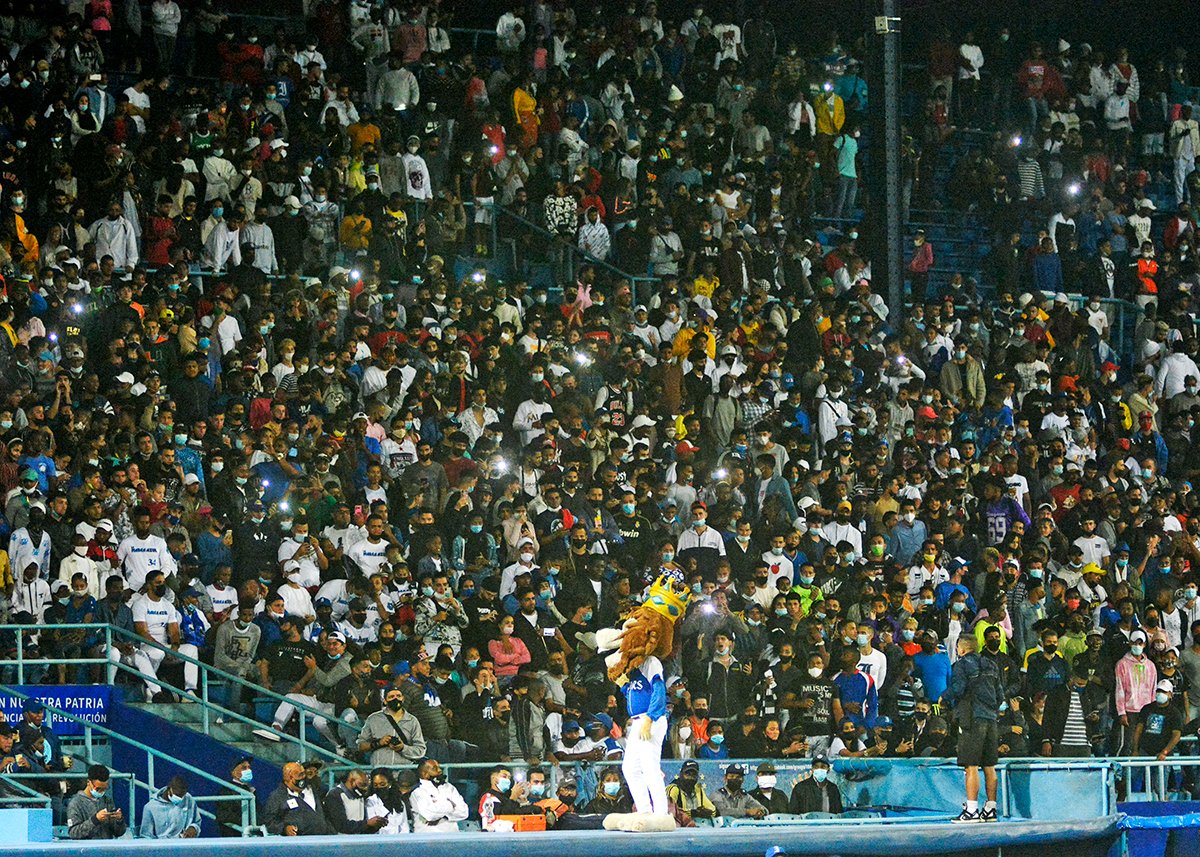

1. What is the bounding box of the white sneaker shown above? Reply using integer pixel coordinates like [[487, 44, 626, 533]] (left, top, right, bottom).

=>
[[252, 726, 282, 742]]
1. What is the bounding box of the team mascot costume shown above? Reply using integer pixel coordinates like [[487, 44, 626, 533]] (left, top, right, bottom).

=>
[[595, 572, 690, 831]]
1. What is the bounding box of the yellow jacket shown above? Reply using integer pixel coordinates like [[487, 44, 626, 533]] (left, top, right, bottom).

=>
[[340, 214, 373, 249], [815, 94, 845, 136], [672, 325, 716, 360]]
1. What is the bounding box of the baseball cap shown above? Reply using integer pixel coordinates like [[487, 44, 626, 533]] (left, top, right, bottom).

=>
[[326, 631, 347, 644], [1157, 679, 1174, 694], [1130, 630, 1148, 643], [757, 762, 777, 775], [726, 763, 746, 776]]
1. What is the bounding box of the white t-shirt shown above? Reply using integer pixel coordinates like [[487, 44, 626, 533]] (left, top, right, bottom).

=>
[[133, 594, 179, 644], [278, 538, 322, 588], [857, 647, 888, 690], [761, 550, 795, 590], [206, 582, 238, 618], [348, 537, 390, 577], [124, 86, 150, 133], [337, 618, 378, 645], [279, 584, 315, 619], [118, 534, 177, 592], [315, 579, 352, 619]]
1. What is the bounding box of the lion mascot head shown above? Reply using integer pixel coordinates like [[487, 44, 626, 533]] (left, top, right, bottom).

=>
[[596, 572, 691, 683]]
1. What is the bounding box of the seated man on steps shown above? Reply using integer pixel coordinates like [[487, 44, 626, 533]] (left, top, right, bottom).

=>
[[253, 622, 349, 752]]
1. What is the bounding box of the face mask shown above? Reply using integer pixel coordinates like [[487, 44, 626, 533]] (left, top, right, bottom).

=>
[[710, 734, 725, 746], [169, 793, 184, 805], [951, 602, 966, 614], [496, 777, 512, 793], [663, 552, 674, 563], [812, 768, 829, 783], [603, 781, 621, 796], [387, 698, 403, 711], [239, 769, 254, 784], [856, 633, 869, 647], [1156, 692, 1170, 705], [1131, 645, 1144, 657], [807, 666, 824, 678], [902, 629, 915, 642]]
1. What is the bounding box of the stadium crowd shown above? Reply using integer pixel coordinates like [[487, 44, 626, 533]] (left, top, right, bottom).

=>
[[2, 0, 1200, 837]]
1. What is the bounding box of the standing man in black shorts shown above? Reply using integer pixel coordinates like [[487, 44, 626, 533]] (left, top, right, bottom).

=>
[[941, 635, 1004, 822]]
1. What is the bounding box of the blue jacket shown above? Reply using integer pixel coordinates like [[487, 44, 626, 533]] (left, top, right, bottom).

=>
[[941, 652, 1004, 722], [140, 789, 201, 839], [887, 520, 928, 565], [750, 474, 798, 521]]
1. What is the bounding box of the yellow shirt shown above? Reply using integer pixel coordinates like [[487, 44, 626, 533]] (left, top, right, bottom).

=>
[[692, 274, 718, 299], [340, 214, 373, 249], [347, 121, 381, 155], [671, 326, 716, 360]]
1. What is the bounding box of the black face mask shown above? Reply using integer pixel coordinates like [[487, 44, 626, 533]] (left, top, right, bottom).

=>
[[430, 774, 446, 786], [387, 699, 403, 712]]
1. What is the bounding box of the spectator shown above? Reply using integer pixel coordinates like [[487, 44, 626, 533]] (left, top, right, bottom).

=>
[[66, 764, 127, 839], [216, 757, 260, 838], [665, 760, 716, 820], [324, 769, 389, 834], [409, 758, 469, 832], [264, 762, 332, 836], [788, 754, 843, 814], [139, 776, 201, 839]]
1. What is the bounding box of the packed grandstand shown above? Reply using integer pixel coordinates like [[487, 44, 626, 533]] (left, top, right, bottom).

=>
[[0, 0, 1199, 842]]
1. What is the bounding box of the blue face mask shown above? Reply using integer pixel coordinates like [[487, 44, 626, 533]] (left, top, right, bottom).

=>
[[496, 777, 512, 793], [90, 787, 107, 799], [583, 610, 593, 622], [603, 781, 621, 796], [710, 734, 725, 746], [902, 629, 915, 641], [168, 793, 184, 805], [470, 524, 483, 534], [812, 768, 829, 783], [951, 602, 966, 614], [663, 552, 674, 563], [621, 503, 636, 515], [239, 769, 254, 784]]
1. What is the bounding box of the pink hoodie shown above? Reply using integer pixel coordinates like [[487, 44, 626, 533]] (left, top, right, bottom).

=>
[[1114, 653, 1157, 717]]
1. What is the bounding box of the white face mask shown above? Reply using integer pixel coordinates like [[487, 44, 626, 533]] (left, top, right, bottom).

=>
[[74, 546, 88, 557], [757, 775, 777, 790], [678, 726, 692, 740], [808, 666, 823, 678]]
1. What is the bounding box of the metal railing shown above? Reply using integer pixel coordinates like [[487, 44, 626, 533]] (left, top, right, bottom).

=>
[[319, 754, 1122, 821], [488, 203, 661, 299], [1, 623, 356, 764], [0, 684, 257, 836], [1, 770, 137, 819]]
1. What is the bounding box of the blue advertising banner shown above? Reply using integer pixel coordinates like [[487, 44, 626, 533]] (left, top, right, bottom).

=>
[[0, 685, 110, 736]]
